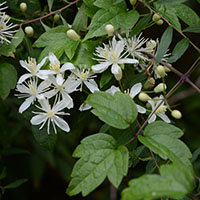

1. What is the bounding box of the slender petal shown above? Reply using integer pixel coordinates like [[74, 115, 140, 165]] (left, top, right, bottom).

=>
[[148, 114, 156, 123], [17, 73, 33, 84], [84, 79, 99, 93], [130, 83, 142, 98], [53, 116, 70, 132], [31, 114, 48, 125], [61, 62, 75, 72], [136, 104, 146, 114], [19, 96, 34, 113], [92, 62, 111, 73], [157, 113, 171, 123], [111, 63, 121, 75]]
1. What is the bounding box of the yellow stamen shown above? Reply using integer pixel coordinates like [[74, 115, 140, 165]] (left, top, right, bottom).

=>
[[29, 84, 37, 95], [50, 62, 60, 73], [155, 106, 167, 113], [47, 111, 54, 118]]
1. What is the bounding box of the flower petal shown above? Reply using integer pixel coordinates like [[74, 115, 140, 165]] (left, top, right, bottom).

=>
[[92, 62, 111, 73], [49, 52, 60, 65], [79, 102, 92, 111], [56, 74, 64, 86], [18, 73, 33, 84], [148, 113, 156, 123], [53, 116, 70, 132], [19, 60, 32, 73], [61, 62, 75, 72], [130, 83, 142, 98], [118, 58, 139, 64], [105, 85, 120, 96], [84, 79, 99, 93], [31, 114, 48, 125], [19, 96, 34, 113], [61, 92, 74, 109], [37, 56, 48, 71], [136, 104, 146, 114], [157, 113, 171, 123], [111, 63, 121, 75]]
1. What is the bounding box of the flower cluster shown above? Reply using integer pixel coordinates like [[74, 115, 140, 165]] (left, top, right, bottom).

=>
[[16, 32, 179, 134], [0, 1, 17, 44]]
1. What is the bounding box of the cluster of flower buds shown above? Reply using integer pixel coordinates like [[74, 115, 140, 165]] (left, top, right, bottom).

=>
[[16, 28, 182, 134]]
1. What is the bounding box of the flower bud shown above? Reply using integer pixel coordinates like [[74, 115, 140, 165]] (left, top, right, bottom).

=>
[[171, 110, 182, 119], [114, 70, 122, 81], [20, 2, 27, 12], [25, 26, 34, 37], [156, 65, 166, 78], [156, 19, 164, 26], [144, 77, 155, 89], [53, 14, 60, 23], [152, 13, 160, 22], [154, 83, 167, 93], [130, 0, 137, 6], [146, 40, 157, 49], [67, 29, 80, 41], [138, 92, 150, 102], [145, 102, 151, 108], [105, 24, 115, 36], [155, 105, 167, 113]]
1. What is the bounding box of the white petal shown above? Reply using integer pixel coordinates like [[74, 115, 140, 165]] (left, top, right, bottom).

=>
[[130, 83, 142, 98], [56, 74, 64, 86], [148, 113, 156, 123], [61, 92, 74, 109], [136, 104, 146, 114], [19, 96, 34, 113], [44, 89, 58, 99], [111, 63, 121, 75], [157, 113, 171, 123], [92, 62, 111, 73], [84, 79, 99, 93], [118, 58, 139, 64], [18, 73, 33, 84], [61, 62, 75, 72], [31, 114, 48, 125], [64, 78, 81, 93], [39, 98, 51, 111], [37, 56, 48, 70], [53, 116, 70, 132], [39, 69, 56, 76], [49, 52, 59, 65], [79, 103, 92, 111], [38, 80, 51, 92], [19, 60, 32, 73], [105, 85, 120, 96]]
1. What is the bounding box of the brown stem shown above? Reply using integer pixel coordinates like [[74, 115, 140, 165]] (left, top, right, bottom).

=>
[[138, 0, 200, 52], [16, 0, 81, 27]]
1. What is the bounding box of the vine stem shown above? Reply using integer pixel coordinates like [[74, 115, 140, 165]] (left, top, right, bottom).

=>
[[16, 0, 81, 27], [138, 0, 200, 53]]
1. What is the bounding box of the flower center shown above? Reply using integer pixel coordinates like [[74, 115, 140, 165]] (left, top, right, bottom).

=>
[[50, 62, 60, 73], [27, 58, 37, 74], [101, 50, 108, 58], [29, 84, 37, 95], [47, 110, 54, 118], [80, 71, 87, 81], [131, 41, 137, 52], [155, 105, 167, 113], [110, 50, 117, 61]]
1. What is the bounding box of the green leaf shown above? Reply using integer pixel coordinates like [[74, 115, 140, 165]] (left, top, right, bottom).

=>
[[183, 24, 200, 33], [0, 43, 15, 57], [11, 27, 24, 48], [47, 0, 54, 11], [72, 41, 99, 68], [191, 147, 200, 163], [156, 26, 173, 64], [33, 26, 80, 61], [72, 3, 88, 32], [100, 69, 113, 88], [84, 8, 139, 40], [94, 0, 126, 10], [173, 4, 200, 26], [156, 0, 187, 5], [40, 20, 51, 32], [122, 163, 194, 200], [32, 125, 57, 152], [87, 91, 138, 129], [168, 38, 189, 63], [144, 121, 183, 138], [130, 13, 152, 36], [3, 178, 28, 189], [83, 0, 99, 18], [0, 63, 17, 100], [67, 133, 129, 196]]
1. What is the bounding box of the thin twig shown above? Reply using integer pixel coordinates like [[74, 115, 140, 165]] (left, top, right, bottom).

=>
[[138, 0, 200, 53], [16, 0, 81, 27]]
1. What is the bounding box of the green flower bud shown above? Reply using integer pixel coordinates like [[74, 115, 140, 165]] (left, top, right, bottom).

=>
[[53, 14, 60, 23], [144, 77, 155, 89], [146, 39, 157, 49], [67, 29, 80, 41], [138, 92, 150, 102], [156, 19, 164, 26], [20, 2, 27, 12], [130, 0, 137, 6], [154, 83, 167, 93], [25, 26, 34, 37], [114, 69, 122, 81], [105, 24, 115, 36], [152, 13, 160, 22], [156, 65, 166, 78], [171, 110, 182, 119]]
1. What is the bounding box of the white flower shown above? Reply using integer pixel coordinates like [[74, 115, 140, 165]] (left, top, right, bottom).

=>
[[31, 98, 70, 134], [0, 13, 17, 44], [92, 36, 138, 76], [0, 2, 7, 12], [69, 66, 99, 93], [40, 53, 75, 85], [126, 83, 146, 114], [18, 57, 48, 83], [44, 75, 79, 109], [16, 79, 51, 113], [148, 95, 171, 123]]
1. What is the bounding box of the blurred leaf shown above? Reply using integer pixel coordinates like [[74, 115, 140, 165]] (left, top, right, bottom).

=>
[[67, 133, 129, 196], [0, 43, 15, 57], [183, 24, 200, 33], [156, 0, 187, 4], [3, 178, 28, 189], [47, 0, 54, 11], [32, 125, 57, 152], [191, 147, 200, 163], [84, 8, 139, 40], [87, 91, 138, 129], [122, 163, 194, 200], [173, 4, 200, 26], [83, 0, 99, 18], [72, 3, 88, 32], [130, 13, 152, 36], [94, 0, 126, 9], [100, 69, 113, 88], [0, 167, 6, 180], [11, 27, 24, 48], [60, 14, 68, 26], [33, 26, 80, 61], [156, 26, 173, 64], [0, 63, 17, 100], [40, 20, 51, 32], [168, 38, 189, 63]]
